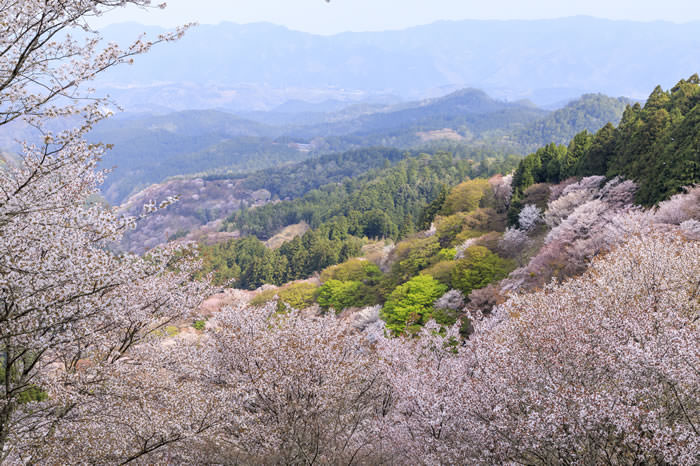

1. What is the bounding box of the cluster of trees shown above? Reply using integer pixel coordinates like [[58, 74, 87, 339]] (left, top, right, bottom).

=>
[[234, 147, 408, 199], [510, 75, 700, 210], [201, 173, 519, 332], [317, 259, 384, 311], [199, 174, 518, 341], [225, 151, 516, 240], [197, 228, 363, 289], [248, 167, 690, 340], [244, 176, 515, 334]]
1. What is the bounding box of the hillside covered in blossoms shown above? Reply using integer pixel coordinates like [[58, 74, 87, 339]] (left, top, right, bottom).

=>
[[0, 1, 698, 465]]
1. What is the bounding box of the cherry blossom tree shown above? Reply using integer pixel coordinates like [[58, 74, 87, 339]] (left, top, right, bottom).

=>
[[518, 203, 542, 231], [653, 186, 700, 225], [0, 0, 190, 127], [202, 302, 393, 464], [497, 226, 532, 265], [488, 173, 513, 212], [0, 1, 211, 462]]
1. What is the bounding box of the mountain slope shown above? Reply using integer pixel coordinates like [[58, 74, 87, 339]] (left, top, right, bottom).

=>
[[516, 94, 633, 146], [89, 111, 299, 203], [510, 75, 700, 206]]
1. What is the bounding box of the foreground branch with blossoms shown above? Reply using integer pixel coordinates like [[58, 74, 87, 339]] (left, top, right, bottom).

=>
[[0, 1, 214, 463]]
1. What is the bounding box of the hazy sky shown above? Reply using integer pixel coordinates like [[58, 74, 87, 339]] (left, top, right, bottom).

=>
[[95, 0, 700, 33]]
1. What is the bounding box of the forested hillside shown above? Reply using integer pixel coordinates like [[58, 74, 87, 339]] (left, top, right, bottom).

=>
[[89, 111, 305, 203], [510, 75, 700, 208], [515, 93, 632, 146], [78, 89, 629, 205], [287, 88, 548, 148], [235, 147, 409, 200], [226, 150, 518, 238], [196, 152, 516, 289]]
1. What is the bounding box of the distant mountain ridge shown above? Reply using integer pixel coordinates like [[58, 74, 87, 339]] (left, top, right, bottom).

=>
[[97, 17, 700, 112], [90, 89, 630, 204], [288, 88, 548, 140]]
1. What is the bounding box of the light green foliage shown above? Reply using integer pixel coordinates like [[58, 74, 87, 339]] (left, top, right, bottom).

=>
[[250, 289, 278, 307], [317, 280, 363, 313], [451, 246, 511, 295], [381, 274, 448, 335], [193, 320, 206, 331], [320, 258, 382, 284], [277, 282, 319, 311], [436, 207, 506, 247], [421, 260, 457, 287], [0, 356, 48, 404], [435, 214, 468, 247], [250, 282, 319, 312], [17, 385, 48, 404], [383, 236, 443, 292], [317, 258, 384, 311], [437, 248, 457, 261], [440, 178, 491, 215]]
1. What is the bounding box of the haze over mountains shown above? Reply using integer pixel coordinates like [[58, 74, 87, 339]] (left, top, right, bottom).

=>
[[98, 16, 700, 112], [90, 90, 629, 205]]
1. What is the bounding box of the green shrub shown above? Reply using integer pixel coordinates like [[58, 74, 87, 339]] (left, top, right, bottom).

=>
[[278, 282, 319, 310], [250, 282, 319, 312], [0, 361, 48, 404], [386, 236, 442, 286], [250, 289, 278, 307], [421, 260, 457, 287], [17, 385, 48, 404], [317, 280, 364, 312], [437, 248, 457, 261], [435, 214, 468, 247], [381, 274, 447, 335], [320, 258, 382, 284], [451, 246, 511, 295], [193, 320, 206, 331], [440, 178, 491, 215]]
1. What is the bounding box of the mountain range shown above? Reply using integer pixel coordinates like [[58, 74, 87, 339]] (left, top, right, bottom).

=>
[[90, 89, 629, 204], [96, 17, 699, 111]]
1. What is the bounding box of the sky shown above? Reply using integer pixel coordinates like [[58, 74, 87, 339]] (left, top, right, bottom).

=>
[[94, 0, 700, 33]]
